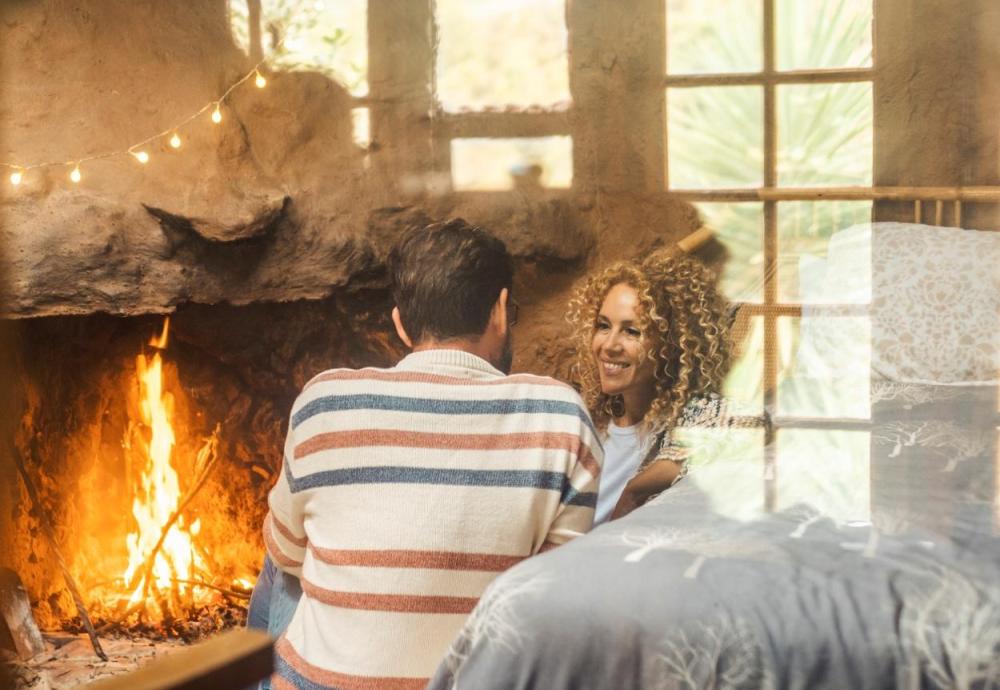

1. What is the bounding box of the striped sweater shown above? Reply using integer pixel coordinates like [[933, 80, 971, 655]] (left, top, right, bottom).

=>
[[264, 349, 603, 690]]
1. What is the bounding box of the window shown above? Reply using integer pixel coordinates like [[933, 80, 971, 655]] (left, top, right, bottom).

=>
[[229, 0, 368, 95], [229, 0, 369, 147], [435, 0, 569, 110], [435, 0, 572, 191], [665, 0, 875, 517], [450, 137, 572, 191]]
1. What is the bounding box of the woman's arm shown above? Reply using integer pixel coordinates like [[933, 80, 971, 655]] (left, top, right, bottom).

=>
[[609, 459, 683, 520]]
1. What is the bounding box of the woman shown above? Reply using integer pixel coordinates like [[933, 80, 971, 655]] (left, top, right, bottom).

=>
[[567, 248, 731, 523]]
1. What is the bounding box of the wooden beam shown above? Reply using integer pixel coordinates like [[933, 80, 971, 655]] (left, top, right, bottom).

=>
[[436, 185, 1000, 206], [247, 0, 263, 62], [734, 303, 870, 318], [665, 67, 874, 88], [437, 110, 571, 140], [86, 629, 272, 690], [667, 186, 1000, 202], [772, 417, 872, 431], [761, 0, 778, 513]]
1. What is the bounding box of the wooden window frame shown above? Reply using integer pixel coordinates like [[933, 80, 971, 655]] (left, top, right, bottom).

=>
[[664, 0, 877, 511], [366, 0, 574, 188]]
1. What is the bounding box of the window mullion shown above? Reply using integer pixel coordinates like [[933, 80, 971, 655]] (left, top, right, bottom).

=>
[[762, 0, 779, 512]]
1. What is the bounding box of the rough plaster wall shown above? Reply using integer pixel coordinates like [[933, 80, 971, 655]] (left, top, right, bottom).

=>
[[0, 0, 373, 316], [874, 0, 1000, 228], [970, 4, 1000, 191], [0, 1, 16, 587], [0, 0, 698, 321], [568, 0, 664, 194], [874, 1, 972, 188]]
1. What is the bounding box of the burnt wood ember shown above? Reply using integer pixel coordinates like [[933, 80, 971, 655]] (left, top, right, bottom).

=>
[[87, 593, 248, 642]]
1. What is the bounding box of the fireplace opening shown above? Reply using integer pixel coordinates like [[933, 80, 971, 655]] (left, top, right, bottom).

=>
[[4, 292, 401, 640]]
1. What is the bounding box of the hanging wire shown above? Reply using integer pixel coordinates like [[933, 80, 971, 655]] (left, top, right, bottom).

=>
[[1, 49, 278, 175]]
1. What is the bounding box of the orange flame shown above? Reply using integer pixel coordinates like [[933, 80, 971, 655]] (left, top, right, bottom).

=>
[[150, 317, 169, 350], [122, 317, 206, 610]]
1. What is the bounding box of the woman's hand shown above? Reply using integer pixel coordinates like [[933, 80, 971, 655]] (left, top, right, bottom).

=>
[[609, 486, 643, 520], [609, 459, 683, 520]]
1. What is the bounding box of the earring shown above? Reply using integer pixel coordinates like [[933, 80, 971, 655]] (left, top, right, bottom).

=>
[[610, 395, 625, 418]]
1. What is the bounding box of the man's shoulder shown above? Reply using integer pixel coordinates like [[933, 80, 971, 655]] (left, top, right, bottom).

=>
[[289, 366, 395, 423], [501, 373, 584, 402], [300, 366, 396, 392], [288, 365, 591, 427], [301, 365, 580, 399]]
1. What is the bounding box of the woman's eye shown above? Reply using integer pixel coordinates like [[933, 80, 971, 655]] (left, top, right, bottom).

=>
[[595, 321, 610, 331], [625, 327, 642, 338]]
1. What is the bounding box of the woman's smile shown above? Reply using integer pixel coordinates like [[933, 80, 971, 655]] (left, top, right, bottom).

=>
[[599, 359, 631, 376]]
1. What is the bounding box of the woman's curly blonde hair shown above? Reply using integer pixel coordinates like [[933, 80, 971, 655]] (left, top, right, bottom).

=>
[[566, 250, 732, 435]]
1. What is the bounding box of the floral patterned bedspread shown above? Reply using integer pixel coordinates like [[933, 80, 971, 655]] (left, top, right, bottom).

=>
[[428, 480, 1000, 690]]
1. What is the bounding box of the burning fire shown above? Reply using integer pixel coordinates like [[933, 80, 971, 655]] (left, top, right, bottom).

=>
[[118, 318, 226, 620], [56, 316, 259, 632]]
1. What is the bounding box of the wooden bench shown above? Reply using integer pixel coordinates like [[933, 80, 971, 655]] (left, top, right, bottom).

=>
[[86, 629, 272, 690]]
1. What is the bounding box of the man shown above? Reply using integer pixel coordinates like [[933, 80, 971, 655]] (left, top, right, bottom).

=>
[[262, 219, 602, 689]]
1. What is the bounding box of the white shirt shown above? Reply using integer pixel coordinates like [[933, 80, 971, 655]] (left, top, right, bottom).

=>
[[593, 422, 646, 524]]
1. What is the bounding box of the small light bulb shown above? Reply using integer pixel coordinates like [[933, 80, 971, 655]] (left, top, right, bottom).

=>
[[255, 71, 267, 89], [169, 133, 181, 148], [211, 105, 222, 124], [132, 150, 150, 164], [70, 165, 82, 183], [10, 170, 23, 186]]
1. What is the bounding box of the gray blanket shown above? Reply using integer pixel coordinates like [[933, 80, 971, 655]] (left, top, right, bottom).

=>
[[428, 481, 1000, 690]]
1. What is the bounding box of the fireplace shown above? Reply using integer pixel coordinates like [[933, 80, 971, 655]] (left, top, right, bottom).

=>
[[4, 293, 401, 639]]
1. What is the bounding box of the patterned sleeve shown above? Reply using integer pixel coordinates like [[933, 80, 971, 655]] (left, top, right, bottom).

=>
[[647, 395, 765, 470], [653, 432, 692, 463]]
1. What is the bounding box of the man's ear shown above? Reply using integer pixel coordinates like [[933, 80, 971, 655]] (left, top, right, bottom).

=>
[[391, 306, 414, 348], [490, 287, 509, 334]]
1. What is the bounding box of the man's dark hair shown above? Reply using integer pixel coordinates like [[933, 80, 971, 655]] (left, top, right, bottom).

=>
[[388, 218, 513, 344]]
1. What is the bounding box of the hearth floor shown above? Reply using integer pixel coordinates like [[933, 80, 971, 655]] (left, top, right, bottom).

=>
[[4, 633, 190, 689]]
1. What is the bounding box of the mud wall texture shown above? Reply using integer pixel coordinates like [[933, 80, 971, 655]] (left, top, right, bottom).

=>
[[874, 0, 1000, 228], [0, 0, 696, 322]]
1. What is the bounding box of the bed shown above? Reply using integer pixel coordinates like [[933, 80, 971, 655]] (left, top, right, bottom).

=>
[[428, 479, 1000, 689], [427, 218, 1000, 690]]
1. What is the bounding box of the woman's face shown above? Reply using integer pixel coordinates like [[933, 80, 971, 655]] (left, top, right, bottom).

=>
[[591, 282, 657, 399]]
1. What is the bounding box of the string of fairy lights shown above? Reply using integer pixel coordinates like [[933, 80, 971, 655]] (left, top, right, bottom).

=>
[[1, 57, 273, 188]]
